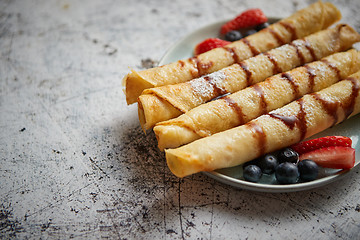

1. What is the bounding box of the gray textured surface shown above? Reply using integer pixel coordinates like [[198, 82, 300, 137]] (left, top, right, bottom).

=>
[[1, 0, 360, 239]]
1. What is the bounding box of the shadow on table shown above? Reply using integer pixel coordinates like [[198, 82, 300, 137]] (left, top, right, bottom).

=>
[[104, 121, 358, 238]]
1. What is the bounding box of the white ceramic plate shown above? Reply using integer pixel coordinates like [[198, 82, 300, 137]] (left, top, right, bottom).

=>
[[158, 19, 360, 193]]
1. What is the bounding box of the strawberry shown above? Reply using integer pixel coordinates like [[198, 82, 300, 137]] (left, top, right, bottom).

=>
[[299, 146, 355, 169], [291, 136, 352, 155], [194, 38, 230, 55], [220, 8, 268, 35]]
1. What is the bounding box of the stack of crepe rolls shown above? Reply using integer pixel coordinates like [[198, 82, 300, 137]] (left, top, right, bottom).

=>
[[166, 71, 360, 178], [155, 49, 360, 150], [138, 24, 360, 130], [124, 1, 341, 104]]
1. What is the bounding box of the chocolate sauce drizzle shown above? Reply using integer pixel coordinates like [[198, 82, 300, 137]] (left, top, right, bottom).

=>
[[178, 60, 186, 68], [238, 62, 253, 86], [265, 28, 285, 46], [303, 64, 317, 93], [311, 93, 339, 127], [264, 52, 282, 75], [222, 96, 245, 123], [289, 42, 306, 66], [247, 122, 266, 156], [281, 72, 300, 100], [190, 56, 214, 77], [304, 40, 317, 61], [203, 75, 228, 97], [252, 84, 268, 115], [297, 98, 307, 141], [342, 77, 360, 120], [268, 113, 298, 130], [279, 21, 297, 41], [223, 46, 240, 64], [267, 97, 308, 141], [321, 59, 342, 80], [241, 38, 260, 56]]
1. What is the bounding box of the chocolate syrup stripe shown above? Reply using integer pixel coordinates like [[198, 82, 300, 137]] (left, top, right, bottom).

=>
[[267, 76, 360, 142], [304, 39, 317, 61], [264, 52, 283, 75], [241, 38, 260, 56], [343, 77, 360, 120], [247, 122, 266, 156], [252, 84, 268, 115], [203, 75, 228, 97], [278, 21, 297, 41], [281, 72, 301, 100], [213, 56, 322, 130], [221, 96, 245, 124], [289, 42, 306, 66], [190, 56, 214, 77], [303, 64, 317, 93], [238, 62, 253, 86], [267, 98, 307, 141], [265, 28, 286, 46], [321, 59, 342, 80], [222, 46, 241, 64]]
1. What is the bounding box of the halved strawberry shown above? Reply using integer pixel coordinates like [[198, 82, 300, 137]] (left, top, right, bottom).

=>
[[291, 136, 352, 155], [220, 9, 268, 35], [299, 146, 355, 169], [194, 38, 230, 55]]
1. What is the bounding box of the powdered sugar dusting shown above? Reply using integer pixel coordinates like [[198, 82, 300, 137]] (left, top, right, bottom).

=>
[[190, 70, 227, 98]]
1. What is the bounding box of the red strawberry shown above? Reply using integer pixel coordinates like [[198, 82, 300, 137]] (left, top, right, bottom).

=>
[[291, 136, 352, 155], [220, 8, 268, 35], [299, 146, 355, 169], [194, 38, 230, 55]]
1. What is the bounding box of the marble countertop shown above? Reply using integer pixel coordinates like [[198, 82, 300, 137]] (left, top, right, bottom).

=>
[[1, 0, 360, 239]]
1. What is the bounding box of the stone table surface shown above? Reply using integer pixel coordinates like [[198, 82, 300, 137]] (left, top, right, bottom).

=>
[[1, 0, 360, 239]]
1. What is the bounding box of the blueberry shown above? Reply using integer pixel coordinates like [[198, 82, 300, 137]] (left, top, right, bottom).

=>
[[298, 159, 319, 182], [243, 165, 262, 183], [242, 158, 260, 169], [275, 162, 299, 184], [244, 29, 258, 37], [255, 22, 270, 31], [257, 154, 278, 174], [278, 148, 299, 164], [225, 30, 243, 42]]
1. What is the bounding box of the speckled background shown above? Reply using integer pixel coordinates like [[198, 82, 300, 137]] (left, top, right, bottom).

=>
[[1, 0, 360, 239]]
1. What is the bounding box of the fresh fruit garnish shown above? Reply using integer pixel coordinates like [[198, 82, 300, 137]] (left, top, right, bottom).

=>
[[225, 30, 243, 42], [299, 146, 355, 169], [255, 22, 270, 31], [243, 165, 262, 183], [194, 38, 230, 55], [244, 29, 258, 37], [257, 154, 278, 174], [275, 162, 299, 184], [297, 160, 319, 182], [291, 136, 352, 155], [220, 8, 268, 35], [278, 147, 299, 164]]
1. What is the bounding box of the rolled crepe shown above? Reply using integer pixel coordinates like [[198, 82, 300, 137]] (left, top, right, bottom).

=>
[[139, 24, 360, 130], [155, 49, 360, 150], [166, 71, 360, 178], [124, 1, 341, 104]]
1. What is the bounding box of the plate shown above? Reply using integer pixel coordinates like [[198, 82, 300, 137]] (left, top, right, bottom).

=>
[[158, 19, 360, 193]]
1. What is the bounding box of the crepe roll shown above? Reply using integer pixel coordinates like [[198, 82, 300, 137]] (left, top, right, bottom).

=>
[[139, 24, 360, 130], [155, 49, 360, 150], [124, 1, 341, 104], [165, 71, 360, 178]]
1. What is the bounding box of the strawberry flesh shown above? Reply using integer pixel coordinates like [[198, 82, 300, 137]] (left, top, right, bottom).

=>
[[291, 136, 352, 155], [221, 8, 267, 35], [299, 146, 355, 169], [194, 38, 230, 55]]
